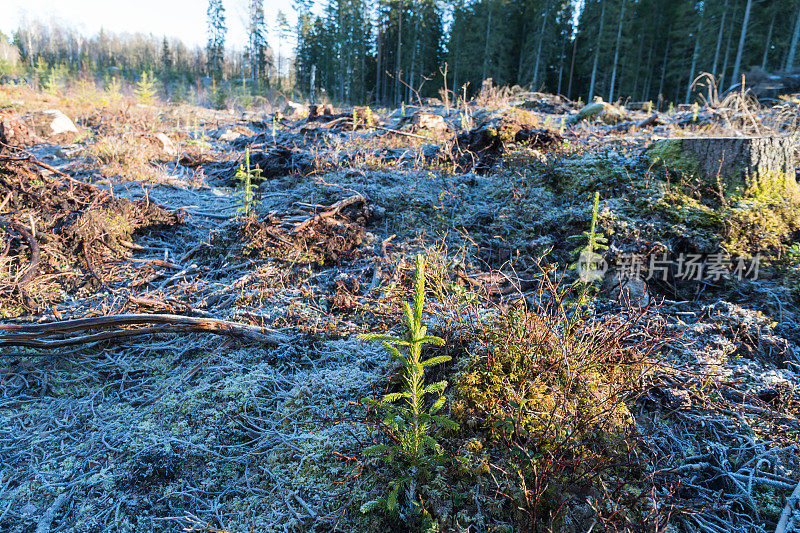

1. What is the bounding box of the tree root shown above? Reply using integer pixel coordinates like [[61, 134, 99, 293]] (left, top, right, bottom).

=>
[[0, 313, 290, 349]]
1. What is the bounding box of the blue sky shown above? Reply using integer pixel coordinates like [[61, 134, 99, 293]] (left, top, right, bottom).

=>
[[0, 0, 297, 53]]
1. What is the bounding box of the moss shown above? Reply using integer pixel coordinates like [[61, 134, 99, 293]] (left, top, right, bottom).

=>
[[724, 195, 800, 256], [548, 152, 632, 193], [646, 139, 700, 176], [745, 170, 799, 200], [648, 141, 798, 202], [653, 188, 722, 229]]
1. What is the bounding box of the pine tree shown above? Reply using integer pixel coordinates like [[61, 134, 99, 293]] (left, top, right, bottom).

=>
[[608, 0, 627, 102], [161, 37, 172, 78], [588, 0, 606, 101], [294, 0, 316, 96], [712, 0, 729, 77], [206, 0, 226, 80], [685, 2, 704, 103]]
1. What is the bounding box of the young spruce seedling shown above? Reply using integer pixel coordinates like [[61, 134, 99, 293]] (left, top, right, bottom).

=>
[[358, 255, 457, 515]]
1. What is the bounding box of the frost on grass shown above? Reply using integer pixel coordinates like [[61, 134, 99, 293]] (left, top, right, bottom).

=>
[[0, 336, 387, 532]]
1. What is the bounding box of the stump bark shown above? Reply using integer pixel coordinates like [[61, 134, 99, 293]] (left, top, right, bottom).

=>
[[648, 137, 797, 196]]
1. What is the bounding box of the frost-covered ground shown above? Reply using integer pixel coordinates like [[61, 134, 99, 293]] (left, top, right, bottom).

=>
[[2, 88, 800, 531]]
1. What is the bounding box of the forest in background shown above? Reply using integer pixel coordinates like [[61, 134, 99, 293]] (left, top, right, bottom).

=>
[[1, 0, 799, 108]]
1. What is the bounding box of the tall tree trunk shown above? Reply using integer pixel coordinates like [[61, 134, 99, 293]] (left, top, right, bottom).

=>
[[376, 30, 383, 104], [517, 21, 528, 83], [658, 29, 671, 103], [361, 42, 365, 103], [395, 2, 403, 106], [608, 0, 626, 102], [531, 0, 551, 89], [408, 14, 417, 103], [685, 6, 704, 103], [712, 0, 729, 77], [730, 0, 752, 89], [589, 0, 606, 100], [557, 33, 567, 95], [339, 6, 345, 102], [642, 36, 655, 100], [632, 32, 645, 99], [761, 13, 775, 69], [786, 3, 800, 70], [720, 4, 738, 89], [482, 3, 493, 82], [567, 35, 578, 99]]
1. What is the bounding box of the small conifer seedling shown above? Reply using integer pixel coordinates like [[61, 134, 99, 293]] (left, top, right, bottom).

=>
[[358, 254, 457, 515]]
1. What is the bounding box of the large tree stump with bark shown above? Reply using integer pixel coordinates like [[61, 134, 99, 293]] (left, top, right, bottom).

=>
[[647, 137, 797, 197]]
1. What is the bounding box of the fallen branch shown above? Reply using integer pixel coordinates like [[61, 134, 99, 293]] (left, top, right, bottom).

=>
[[291, 194, 366, 233], [0, 154, 99, 190], [36, 492, 69, 533], [374, 125, 437, 141], [776, 478, 800, 533], [0, 313, 290, 349]]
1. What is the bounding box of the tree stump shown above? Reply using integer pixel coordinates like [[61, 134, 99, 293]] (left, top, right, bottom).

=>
[[647, 137, 797, 197]]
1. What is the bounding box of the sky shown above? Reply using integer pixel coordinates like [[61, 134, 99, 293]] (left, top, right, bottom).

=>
[[0, 0, 297, 54]]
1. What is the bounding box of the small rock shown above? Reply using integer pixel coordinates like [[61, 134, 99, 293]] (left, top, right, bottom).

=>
[[525, 235, 555, 252], [153, 133, 177, 156], [572, 97, 626, 125], [23, 109, 78, 144], [372, 206, 386, 220], [0, 113, 42, 148], [602, 270, 650, 306], [56, 144, 85, 159], [283, 100, 309, 120], [218, 129, 242, 142], [20, 503, 38, 516]]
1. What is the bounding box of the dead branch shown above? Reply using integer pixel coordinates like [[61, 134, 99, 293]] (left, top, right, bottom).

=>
[[374, 125, 436, 141], [775, 478, 800, 533], [36, 492, 69, 533], [0, 313, 290, 349], [0, 154, 99, 190], [291, 194, 366, 233]]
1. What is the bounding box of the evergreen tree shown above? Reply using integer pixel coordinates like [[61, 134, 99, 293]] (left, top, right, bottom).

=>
[[276, 11, 291, 89], [161, 37, 172, 78], [294, 0, 317, 95], [730, 0, 753, 88], [248, 0, 268, 85], [206, 0, 226, 80]]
